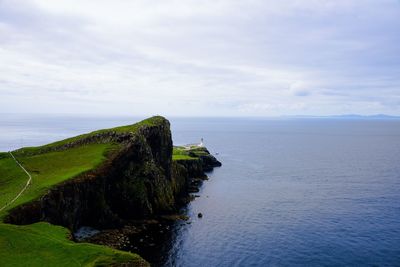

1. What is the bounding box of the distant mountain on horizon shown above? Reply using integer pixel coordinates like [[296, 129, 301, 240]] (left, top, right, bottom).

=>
[[282, 114, 400, 120]]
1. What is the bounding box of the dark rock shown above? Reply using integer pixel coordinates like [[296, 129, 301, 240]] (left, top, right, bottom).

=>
[[5, 116, 221, 233], [188, 187, 200, 193]]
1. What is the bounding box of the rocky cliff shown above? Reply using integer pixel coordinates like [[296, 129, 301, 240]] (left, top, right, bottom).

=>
[[5, 116, 221, 232]]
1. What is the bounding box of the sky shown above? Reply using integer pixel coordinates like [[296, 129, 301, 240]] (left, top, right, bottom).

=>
[[0, 0, 399, 117]]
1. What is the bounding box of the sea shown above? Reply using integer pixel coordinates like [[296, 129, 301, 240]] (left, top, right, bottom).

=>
[[1, 114, 400, 267]]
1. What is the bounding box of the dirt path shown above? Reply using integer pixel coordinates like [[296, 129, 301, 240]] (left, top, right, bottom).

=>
[[0, 152, 32, 212]]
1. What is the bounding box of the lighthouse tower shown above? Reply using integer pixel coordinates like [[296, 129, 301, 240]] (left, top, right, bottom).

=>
[[199, 138, 204, 147]]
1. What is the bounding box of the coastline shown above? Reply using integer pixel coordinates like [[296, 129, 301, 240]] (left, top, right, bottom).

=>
[[0, 117, 221, 266], [76, 145, 221, 265]]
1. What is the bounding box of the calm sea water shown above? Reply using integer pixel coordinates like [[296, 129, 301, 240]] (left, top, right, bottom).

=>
[[1, 114, 400, 267]]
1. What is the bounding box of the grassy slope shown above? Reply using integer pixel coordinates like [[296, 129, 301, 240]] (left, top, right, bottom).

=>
[[0, 143, 116, 217], [172, 146, 209, 161], [0, 153, 28, 212], [0, 222, 145, 267], [16, 116, 166, 155], [0, 117, 166, 266], [172, 147, 196, 160], [0, 116, 165, 216]]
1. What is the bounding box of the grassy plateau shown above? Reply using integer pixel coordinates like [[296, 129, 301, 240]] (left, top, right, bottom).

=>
[[172, 146, 209, 161]]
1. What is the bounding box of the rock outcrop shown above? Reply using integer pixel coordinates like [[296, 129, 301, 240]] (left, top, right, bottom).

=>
[[5, 117, 221, 232]]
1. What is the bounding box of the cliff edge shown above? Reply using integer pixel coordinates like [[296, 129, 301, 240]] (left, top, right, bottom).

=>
[[0, 116, 221, 266], [4, 116, 221, 231]]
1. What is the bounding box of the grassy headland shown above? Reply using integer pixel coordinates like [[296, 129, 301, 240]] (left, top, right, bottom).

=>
[[172, 146, 210, 160], [0, 144, 116, 218], [172, 147, 196, 160], [0, 117, 166, 266]]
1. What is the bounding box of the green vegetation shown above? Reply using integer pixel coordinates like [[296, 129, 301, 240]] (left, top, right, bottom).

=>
[[0, 116, 167, 216], [0, 143, 117, 217], [0, 153, 28, 213], [0, 222, 146, 267], [0, 117, 167, 266], [186, 146, 209, 157], [172, 147, 196, 160], [15, 116, 165, 156], [172, 146, 209, 161]]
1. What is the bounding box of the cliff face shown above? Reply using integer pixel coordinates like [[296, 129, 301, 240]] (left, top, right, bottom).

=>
[[5, 117, 220, 231]]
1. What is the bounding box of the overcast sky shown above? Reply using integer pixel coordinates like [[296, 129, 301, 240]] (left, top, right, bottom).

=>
[[0, 0, 399, 117]]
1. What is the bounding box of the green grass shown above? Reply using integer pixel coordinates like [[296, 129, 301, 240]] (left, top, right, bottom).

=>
[[0, 116, 166, 215], [0, 153, 28, 213], [0, 143, 117, 217], [15, 116, 166, 156], [172, 154, 196, 160], [172, 146, 210, 161], [172, 147, 196, 161], [0, 222, 146, 267], [0, 117, 167, 266]]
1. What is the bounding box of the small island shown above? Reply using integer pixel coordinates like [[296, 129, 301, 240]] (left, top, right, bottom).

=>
[[0, 116, 221, 266]]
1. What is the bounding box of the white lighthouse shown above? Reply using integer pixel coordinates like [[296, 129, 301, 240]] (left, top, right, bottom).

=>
[[198, 138, 204, 147]]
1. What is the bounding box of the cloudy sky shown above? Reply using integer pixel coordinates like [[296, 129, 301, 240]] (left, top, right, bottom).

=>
[[0, 0, 399, 117]]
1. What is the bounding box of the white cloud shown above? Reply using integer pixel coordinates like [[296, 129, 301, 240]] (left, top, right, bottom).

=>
[[0, 0, 399, 116]]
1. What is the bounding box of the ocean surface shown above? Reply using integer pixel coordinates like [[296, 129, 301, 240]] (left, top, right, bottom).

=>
[[1, 114, 400, 267]]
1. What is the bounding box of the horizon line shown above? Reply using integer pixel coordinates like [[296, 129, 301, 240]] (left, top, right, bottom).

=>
[[1, 113, 400, 119]]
